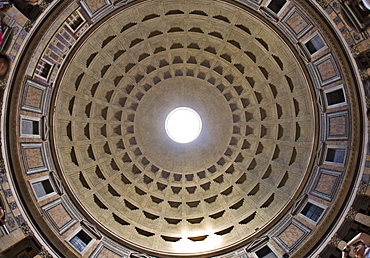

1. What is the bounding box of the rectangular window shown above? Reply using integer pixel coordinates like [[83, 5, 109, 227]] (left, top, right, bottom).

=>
[[267, 0, 287, 14], [21, 116, 44, 139], [256, 246, 278, 258], [21, 119, 39, 136], [326, 148, 346, 163], [29, 175, 56, 201], [322, 85, 347, 109], [69, 230, 93, 252], [32, 179, 54, 199], [35, 60, 52, 79], [69, 16, 83, 31], [305, 34, 325, 55], [301, 202, 324, 222], [326, 88, 345, 106], [67, 11, 84, 31]]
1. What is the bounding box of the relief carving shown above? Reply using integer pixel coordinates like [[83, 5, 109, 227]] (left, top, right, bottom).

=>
[[21, 222, 33, 237], [345, 207, 358, 221], [328, 233, 341, 247], [38, 246, 52, 258], [316, 0, 329, 9]]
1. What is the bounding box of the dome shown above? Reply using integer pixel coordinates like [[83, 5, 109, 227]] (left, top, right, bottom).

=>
[[0, 0, 368, 257], [52, 1, 316, 254]]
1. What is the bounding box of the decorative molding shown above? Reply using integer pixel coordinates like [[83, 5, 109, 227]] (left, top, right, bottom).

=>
[[296, 43, 311, 62], [315, 89, 324, 112], [21, 222, 33, 237], [345, 207, 358, 221], [130, 253, 152, 258], [235, 0, 262, 10], [50, 171, 64, 195], [21, 78, 51, 114], [41, 116, 49, 141], [315, 142, 324, 166], [291, 193, 308, 215], [79, 0, 114, 21], [245, 235, 269, 252], [260, 6, 279, 23], [81, 220, 102, 239], [232, 249, 249, 258]]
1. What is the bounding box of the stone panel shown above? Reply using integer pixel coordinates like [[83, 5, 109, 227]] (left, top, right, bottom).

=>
[[42, 196, 80, 234], [308, 168, 342, 202], [315, 174, 337, 195], [278, 223, 305, 248], [281, 7, 313, 39], [311, 54, 341, 86], [323, 110, 349, 140], [329, 116, 346, 136], [272, 218, 311, 253], [47, 204, 72, 228], [20, 143, 50, 174], [24, 148, 44, 169], [24, 86, 43, 109], [317, 60, 337, 81], [21, 79, 50, 114]]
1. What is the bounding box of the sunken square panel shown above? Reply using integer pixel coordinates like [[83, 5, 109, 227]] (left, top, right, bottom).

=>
[[281, 7, 313, 39], [42, 196, 80, 234], [308, 167, 342, 202], [311, 54, 341, 87], [21, 79, 50, 114], [272, 217, 311, 253], [24, 148, 44, 169], [323, 110, 349, 140], [21, 143, 51, 174]]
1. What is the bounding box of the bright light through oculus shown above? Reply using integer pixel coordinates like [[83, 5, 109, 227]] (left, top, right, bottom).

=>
[[165, 107, 202, 143]]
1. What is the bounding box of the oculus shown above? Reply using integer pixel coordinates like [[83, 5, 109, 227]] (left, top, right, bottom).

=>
[[165, 107, 202, 143]]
